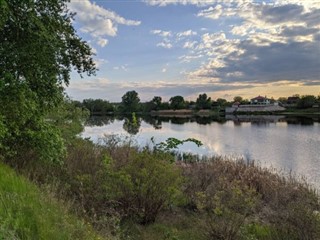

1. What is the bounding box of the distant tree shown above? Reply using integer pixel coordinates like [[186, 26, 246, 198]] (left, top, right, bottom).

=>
[[82, 99, 114, 115], [196, 93, 212, 109], [159, 102, 170, 110], [152, 96, 162, 108], [121, 91, 140, 113], [233, 96, 243, 103], [216, 98, 228, 107], [169, 96, 185, 110], [297, 95, 316, 109], [278, 97, 288, 103]]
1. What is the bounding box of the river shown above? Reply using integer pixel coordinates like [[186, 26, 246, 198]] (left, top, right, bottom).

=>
[[82, 115, 320, 189]]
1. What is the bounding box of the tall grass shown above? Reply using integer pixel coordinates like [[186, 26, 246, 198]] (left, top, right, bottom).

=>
[[0, 162, 100, 240]]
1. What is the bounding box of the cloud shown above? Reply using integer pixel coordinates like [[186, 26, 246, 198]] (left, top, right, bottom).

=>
[[113, 65, 128, 71], [97, 38, 109, 47], [179, 54, 203, 63], [151, 29, 172, 37], [144, 0, 217, 7], [157, 42, 173, 49], [69, 0, 141, 45], [177, 30, 197, 38], [162, 68, 167, 73], [68, 77, 255, 101], [197, 5, 223, 19], [183, 2, 320, 86], [183, 41, 198, 49]]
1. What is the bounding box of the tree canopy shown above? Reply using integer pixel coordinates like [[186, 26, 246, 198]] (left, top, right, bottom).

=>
[[120, 91, 140, 113], [0, 0, 96, 163], [196, 93, 211, 109], [169, 96, 185, 110]]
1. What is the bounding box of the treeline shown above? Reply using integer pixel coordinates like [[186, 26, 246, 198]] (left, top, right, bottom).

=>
[[75, 91, 234, 115], [75, 91, 320, 115]]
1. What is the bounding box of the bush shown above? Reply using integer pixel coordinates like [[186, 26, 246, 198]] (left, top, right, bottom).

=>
[[105, 150, 182, 224], [181, 157, 320, 240]]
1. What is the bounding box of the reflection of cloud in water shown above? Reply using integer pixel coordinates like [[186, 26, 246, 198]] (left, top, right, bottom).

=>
[[83, 118, 320, 189]]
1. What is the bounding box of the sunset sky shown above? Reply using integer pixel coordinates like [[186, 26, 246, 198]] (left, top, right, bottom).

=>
[[67, 0, 320, 102]]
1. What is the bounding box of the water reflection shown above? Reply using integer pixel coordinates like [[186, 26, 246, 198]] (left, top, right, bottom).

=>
[[82, 115, 320, 189], [86, 115, 319, 132]]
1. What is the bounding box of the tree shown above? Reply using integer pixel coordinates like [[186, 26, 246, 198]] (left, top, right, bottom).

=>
[[0, 0, 96, 163], [196, 93, 211, 109], [151, 96, 162, 110], [169, 96, 185, 110], [120, 91, 140, 113], [233, 96, 243, 103], [216, 98, 228, 107], [82, 99, 114, 115], [297, 95, 316, 109]]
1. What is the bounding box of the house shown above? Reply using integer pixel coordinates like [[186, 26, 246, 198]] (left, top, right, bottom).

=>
[[250, 96, 270, 105]]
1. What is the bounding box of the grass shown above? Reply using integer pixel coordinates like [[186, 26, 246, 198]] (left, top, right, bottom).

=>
[[6, 136, 320, 239], [0, 162, 101, 240]]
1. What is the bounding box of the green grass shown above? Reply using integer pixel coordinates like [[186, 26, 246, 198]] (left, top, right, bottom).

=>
[[0, 162, 101, 240]]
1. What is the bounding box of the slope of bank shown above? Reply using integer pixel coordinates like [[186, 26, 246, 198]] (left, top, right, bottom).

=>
[[0, 162, 100, 240]]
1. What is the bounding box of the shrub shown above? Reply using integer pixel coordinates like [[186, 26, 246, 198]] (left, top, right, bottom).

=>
[[106, 150, 182, 224]]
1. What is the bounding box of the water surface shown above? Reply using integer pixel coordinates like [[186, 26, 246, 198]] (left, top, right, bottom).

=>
[[82, 115, 320, 189]]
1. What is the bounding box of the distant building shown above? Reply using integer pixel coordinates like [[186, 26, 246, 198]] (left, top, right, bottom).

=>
[[250, 96, 270, 105]]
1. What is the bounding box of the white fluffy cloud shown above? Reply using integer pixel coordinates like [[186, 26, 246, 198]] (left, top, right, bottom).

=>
[[151, 29, 172, 37], [97, 38, 109, 47], [69, 0, 141, 47], [144, 0, 217, 7], [157, 42, 173, 49], [177, 30, 197, 38], [182, 1, 320, 86]]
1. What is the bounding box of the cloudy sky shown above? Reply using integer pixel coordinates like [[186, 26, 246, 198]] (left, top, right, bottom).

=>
[[67, 0, 320, 102]]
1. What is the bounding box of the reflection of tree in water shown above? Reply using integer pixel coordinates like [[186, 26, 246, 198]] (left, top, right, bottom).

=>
[[142, 116, 162, 129], [286, 116, 314, 125], [123, 115, 141, 135], [195, 116, 225, 125], [170, 117, 190, 125], [86, 116, 115, 127]]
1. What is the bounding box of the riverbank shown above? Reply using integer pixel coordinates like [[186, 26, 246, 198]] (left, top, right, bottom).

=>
[[9, 135, 318, 240], [0, 162, 100, 240]]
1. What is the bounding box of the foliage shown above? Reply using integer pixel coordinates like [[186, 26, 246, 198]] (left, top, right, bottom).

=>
[[0, 76, 65, 164], [0, 163, 99, 240], [155, 137, 203, 153], [120, 91, 140, 113], [216, 98, 229, 107], [0, 0, 96, 163], [123, 113, 141, 135], [297, 95, 317, 109], [182, 158, 320, 240], [169, 96, 185, 110], [47, 98, 90, 142], [82, 99, 115, 115], [233, 96, 243, 103], [105, 149, 182, 225], [195, 180, 259, 239], [196, 94, 211, 110]]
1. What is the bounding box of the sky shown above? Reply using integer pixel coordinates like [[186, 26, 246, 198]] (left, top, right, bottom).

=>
[[66, 0, 320, 102]]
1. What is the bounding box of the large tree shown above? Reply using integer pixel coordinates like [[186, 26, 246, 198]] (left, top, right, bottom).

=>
[[169, 96, 185, 110], [196, 93, 211, 109], [120, 91, 140, 113], [0, 0, 96, 163]]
